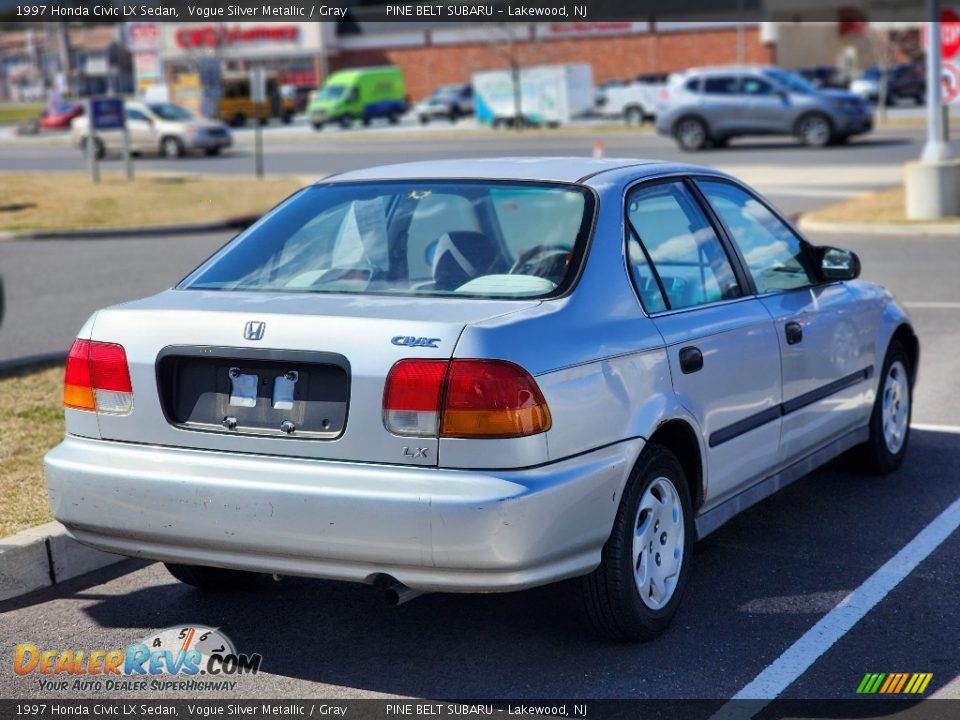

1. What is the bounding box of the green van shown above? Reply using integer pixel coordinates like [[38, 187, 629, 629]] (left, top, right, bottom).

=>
[[308, 66, 408, 130]]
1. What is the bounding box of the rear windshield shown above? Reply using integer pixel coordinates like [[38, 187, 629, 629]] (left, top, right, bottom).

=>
[[179, 181, 595, 299]]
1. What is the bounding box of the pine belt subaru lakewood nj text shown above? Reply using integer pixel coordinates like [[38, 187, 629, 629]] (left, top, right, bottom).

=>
[[44, 158, 918, 640]]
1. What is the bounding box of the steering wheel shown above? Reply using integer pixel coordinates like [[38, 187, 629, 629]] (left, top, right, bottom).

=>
[[508, 244, 573, 282]]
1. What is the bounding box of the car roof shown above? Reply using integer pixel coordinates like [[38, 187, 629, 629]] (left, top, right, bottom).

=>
[[323, 157, 669, 184], [682, 65, 778, 76]]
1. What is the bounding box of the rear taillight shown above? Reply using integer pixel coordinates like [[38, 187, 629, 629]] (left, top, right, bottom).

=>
[[383, 359, 551, 439], [63, 339, 133, 414]]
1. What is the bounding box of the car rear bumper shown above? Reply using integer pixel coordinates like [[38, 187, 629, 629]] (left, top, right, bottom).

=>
[[44, 436, 639, 592]]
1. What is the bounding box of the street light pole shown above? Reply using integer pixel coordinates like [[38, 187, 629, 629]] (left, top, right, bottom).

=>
[[922, 0, 950, 161]]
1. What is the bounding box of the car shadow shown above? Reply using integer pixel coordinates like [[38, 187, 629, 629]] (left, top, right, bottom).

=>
[[9, 430, 958, 700], [699, 136, 912, 154]]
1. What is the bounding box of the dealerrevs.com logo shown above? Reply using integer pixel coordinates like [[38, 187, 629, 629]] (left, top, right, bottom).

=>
[[14, 626, 262, 693]]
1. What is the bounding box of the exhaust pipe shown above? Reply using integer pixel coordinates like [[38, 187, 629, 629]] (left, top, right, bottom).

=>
[[383, 581, 421, 606]]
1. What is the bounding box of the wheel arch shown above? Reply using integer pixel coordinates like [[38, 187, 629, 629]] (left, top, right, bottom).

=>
[[793, 110, 834, 137], [672, 112, 709, 136], [890, 322, 920, 387], [644, 418, 705, 512]]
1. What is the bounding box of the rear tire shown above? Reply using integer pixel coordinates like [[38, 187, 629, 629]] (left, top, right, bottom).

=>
[[578, 444, 693, 641], [230, 113, 246, 128], [311, 121, 324, 131], [165, 563, 271, 591], [82, 137, 105, 159], [846, 340, 912, 475], [624, 106, 645, 126], [674, 116, 709, 151]]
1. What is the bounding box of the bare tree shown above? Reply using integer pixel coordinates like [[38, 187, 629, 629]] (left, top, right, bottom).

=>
[[471, 23, 556, 129]]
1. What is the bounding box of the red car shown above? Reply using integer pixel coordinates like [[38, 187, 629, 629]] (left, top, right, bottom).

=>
[[40, 102, 84, 131]]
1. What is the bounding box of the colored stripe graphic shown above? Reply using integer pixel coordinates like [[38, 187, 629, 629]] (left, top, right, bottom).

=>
[[857, 672, 932, 694]]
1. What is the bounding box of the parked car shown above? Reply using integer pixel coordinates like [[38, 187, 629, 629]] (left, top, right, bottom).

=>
[[308, 66, 408, 130], [656, 65, 874, 150], [44, 158, 917, 640], [415, 83, 474, 124], [39, 101, 84, 131], [71, 101, 232, 158], [795, 65, 849, 90], [850, 63, 925, 106]]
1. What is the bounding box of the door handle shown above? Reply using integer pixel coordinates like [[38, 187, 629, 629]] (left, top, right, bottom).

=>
[[679, 346, 703, 374], [785, 321, 803, 345]]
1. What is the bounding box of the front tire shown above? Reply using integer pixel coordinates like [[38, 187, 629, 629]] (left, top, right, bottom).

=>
[[796, 113, 834, 147], [578, 445, 693, 641], [165, 562, 270, 591], [847, 340, 912, 474], [160, 136, 184, 159]]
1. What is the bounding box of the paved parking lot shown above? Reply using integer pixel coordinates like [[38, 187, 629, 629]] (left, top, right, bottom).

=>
[[0, 125, 958, 704]]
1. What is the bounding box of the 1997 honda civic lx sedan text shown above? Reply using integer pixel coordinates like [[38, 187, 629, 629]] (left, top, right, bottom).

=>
[[44, 158, 918, 640]]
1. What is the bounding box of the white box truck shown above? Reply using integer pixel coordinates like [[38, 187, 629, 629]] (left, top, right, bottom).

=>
[[473, 64, 594, 127]]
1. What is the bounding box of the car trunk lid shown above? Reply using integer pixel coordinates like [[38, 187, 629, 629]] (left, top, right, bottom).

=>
[[90, 289, 540, 467]]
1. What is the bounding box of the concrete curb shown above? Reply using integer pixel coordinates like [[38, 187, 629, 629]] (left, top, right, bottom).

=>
[[0, 216, 258, 242], [0, 352, 67, 377], [0, 521, 124, 602], [798, 216, 960, 237]]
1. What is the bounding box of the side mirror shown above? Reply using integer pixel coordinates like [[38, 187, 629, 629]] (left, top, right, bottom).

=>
[[776, 89, 789, 102], [817, 246, 861, 282]]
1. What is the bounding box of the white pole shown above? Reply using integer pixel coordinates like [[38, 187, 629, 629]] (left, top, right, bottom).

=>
[[922, 0, 950, 161]]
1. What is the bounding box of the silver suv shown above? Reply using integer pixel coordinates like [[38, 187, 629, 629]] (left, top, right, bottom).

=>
[[656, 66, 873, 151]]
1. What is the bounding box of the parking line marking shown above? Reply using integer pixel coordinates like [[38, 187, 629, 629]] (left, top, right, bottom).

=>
[[904, 301, 960, 310], [912, 423, 960, 435], [713, 493, 960, 711]]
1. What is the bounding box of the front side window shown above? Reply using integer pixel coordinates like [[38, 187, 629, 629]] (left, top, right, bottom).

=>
[[698, 180, 818, 294], [626, 181, 742, 312], [180, 181, 593, 300], [742, 77, 774, 96]]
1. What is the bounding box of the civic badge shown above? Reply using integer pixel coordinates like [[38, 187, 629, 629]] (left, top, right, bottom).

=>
[[243, 321, 266, 341]]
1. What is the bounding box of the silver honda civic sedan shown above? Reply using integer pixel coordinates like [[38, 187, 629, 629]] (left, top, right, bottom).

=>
[[44, 158, 917, 640]]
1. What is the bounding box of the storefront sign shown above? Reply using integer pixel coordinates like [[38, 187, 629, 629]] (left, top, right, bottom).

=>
[[175, 25, 299, 49]]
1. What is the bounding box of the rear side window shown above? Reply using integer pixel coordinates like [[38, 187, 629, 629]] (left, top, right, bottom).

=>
[[626, 181, 742, 312], [698, 180, 818, 294], [703, 76, 740, 95]]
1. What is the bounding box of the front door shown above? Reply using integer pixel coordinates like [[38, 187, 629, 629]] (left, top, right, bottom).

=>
[[626, 179, 783, 510], [124, 108, 156, 152], [696, 179, 877, 465]]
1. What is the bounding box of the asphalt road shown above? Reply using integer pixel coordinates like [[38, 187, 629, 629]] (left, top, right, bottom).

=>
[[1, 126, 958, 704]]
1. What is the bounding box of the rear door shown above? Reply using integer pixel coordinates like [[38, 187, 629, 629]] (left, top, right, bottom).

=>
[[696, 179, 876, 465], [698, 75, 743, 135], [626, 179, 782, 509]]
